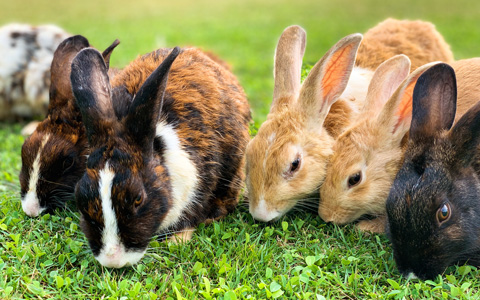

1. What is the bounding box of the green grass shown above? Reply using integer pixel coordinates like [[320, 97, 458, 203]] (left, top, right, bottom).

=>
[[2, 0, 480, 298]]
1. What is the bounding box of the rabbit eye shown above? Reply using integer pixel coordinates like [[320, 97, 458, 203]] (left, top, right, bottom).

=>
[[134, 196, 143, 208], [62, 156, 75, 172], [436, 203, 451, 224], [347, 172, 362, 188], [290, 157, 301, 173], [283, 154, 301, 179]]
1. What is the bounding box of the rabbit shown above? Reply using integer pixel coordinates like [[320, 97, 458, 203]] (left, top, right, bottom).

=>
[[246, 20, 454, 222], [386, 62, 480, 280], [318, 56, 438, 232], [70, 45, 251, 268], [0, 23, 70, 126], [19, 35, 120, 217], [319, 57, 480, 233], [356, 18, 454, 72]]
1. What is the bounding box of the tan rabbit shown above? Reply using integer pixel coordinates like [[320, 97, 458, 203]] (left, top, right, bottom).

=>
[[246, 20, 454, 222], [319, 57, 480, 233], [356, 18, 454, 72]]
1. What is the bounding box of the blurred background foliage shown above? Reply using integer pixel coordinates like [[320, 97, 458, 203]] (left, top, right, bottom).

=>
[[3, 0, 480, 123]]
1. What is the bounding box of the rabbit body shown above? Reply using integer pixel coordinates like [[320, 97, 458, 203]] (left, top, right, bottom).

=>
[[71, 46, 251, 268], [356, 18, 454, 72], [246, 19, 454, 222], [0, 23, 70, 121]]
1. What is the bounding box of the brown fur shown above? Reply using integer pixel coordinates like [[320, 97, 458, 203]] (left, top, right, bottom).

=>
[[19, 36, 121, 217], [73, 46, 251, 265], [356, 18, 454, 72]]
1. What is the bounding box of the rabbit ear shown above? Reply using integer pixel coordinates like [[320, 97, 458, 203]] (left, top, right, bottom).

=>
[[101, 39, 120, 70], [449, 101, 480, 167], [49, 35, 90, 109], [362, 55, 411, 117], [71, 48, 116, 146], [376, 61, 443, 138], [409, 63, 457, 143], [298, 33, 362, 127], [125, 47, 180, 153], [271, 25, 306, 112]]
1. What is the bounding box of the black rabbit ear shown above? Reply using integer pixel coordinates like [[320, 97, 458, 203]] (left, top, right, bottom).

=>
[[101, 39, 120, 70], [125, 47, 181, 153], [71, 48, 116, 146], [410, 63, 457, 143], [49, 35, 90, 109], [449, 101, 480, 167]]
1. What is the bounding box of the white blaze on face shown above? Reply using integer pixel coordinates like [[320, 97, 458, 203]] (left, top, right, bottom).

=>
[[21, 134, 50, 217], [156, 121, 198, 230], [94, 163, 145, 268], [249, 195, 282, 222]]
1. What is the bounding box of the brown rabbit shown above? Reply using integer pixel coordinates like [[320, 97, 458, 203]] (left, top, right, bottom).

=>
[[246, 20, 454, 222], [71, 45, 251, 268], [356, 18, 454, 72], [319, 57, 480, 233], [19, 36, 119, 217]]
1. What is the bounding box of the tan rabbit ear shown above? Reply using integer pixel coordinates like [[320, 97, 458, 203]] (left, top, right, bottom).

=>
[[271, 25, 306, 112], [298, 33, 362, 127], [377, 61, 443, 138], [362, 55, 411, 117]]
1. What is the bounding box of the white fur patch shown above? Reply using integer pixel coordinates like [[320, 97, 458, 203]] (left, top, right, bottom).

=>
[[95, 163, 145, 268], [0, 24, 69, 119], [340, 66, 374, 110], [407, 272, 418, 280], [156, 121, 199, 230], [250, 196, 282, 222], [21, 134, 50, 217]]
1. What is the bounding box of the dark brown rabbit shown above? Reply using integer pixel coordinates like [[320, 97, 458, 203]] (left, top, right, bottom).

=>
[[386, 63, 480, 280], [71, 46, 251, 268], [19, 35, 119, 217]]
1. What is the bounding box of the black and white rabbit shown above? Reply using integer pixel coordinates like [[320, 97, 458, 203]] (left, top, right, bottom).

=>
[[386, 62, 480, 280], [71, 46, 251, 268]]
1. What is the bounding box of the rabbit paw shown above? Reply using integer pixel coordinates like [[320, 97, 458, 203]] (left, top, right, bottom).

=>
[[356, 216, 386, 233], [168, 228, 195, 243]]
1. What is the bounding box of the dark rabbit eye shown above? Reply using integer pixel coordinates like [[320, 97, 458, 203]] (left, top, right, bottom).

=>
[[63, 156, 75, 172], [347, 172, 362, 188], [284, 154, 301, 178], [290, 158, 301, 173], [134, 195, 143, 208], [436, 203, 451, 224]]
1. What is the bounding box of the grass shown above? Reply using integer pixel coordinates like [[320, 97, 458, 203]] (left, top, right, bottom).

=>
[[2, 0, 480, 298]]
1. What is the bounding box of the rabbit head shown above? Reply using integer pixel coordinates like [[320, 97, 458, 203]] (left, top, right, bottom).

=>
[[319, 56, 440, 231], [246, 25, 363, 221], [19, 36, 120, 217], [386, 63, 480, 280]]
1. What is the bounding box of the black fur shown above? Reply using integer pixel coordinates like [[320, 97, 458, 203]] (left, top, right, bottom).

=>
[[386, 63, 480, 280]]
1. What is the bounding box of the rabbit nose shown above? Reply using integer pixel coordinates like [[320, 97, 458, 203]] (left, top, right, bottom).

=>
[[105, 244, 121, 258], [22, 192, 44, 217], [318, 209, 333, 223]]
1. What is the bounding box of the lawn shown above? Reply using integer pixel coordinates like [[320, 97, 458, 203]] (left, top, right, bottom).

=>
[[2, 0, 480, 298]]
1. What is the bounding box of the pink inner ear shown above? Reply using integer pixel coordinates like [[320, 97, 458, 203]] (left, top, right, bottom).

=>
[[321, 44, 355, 103], [394, 81, 415, 132]]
